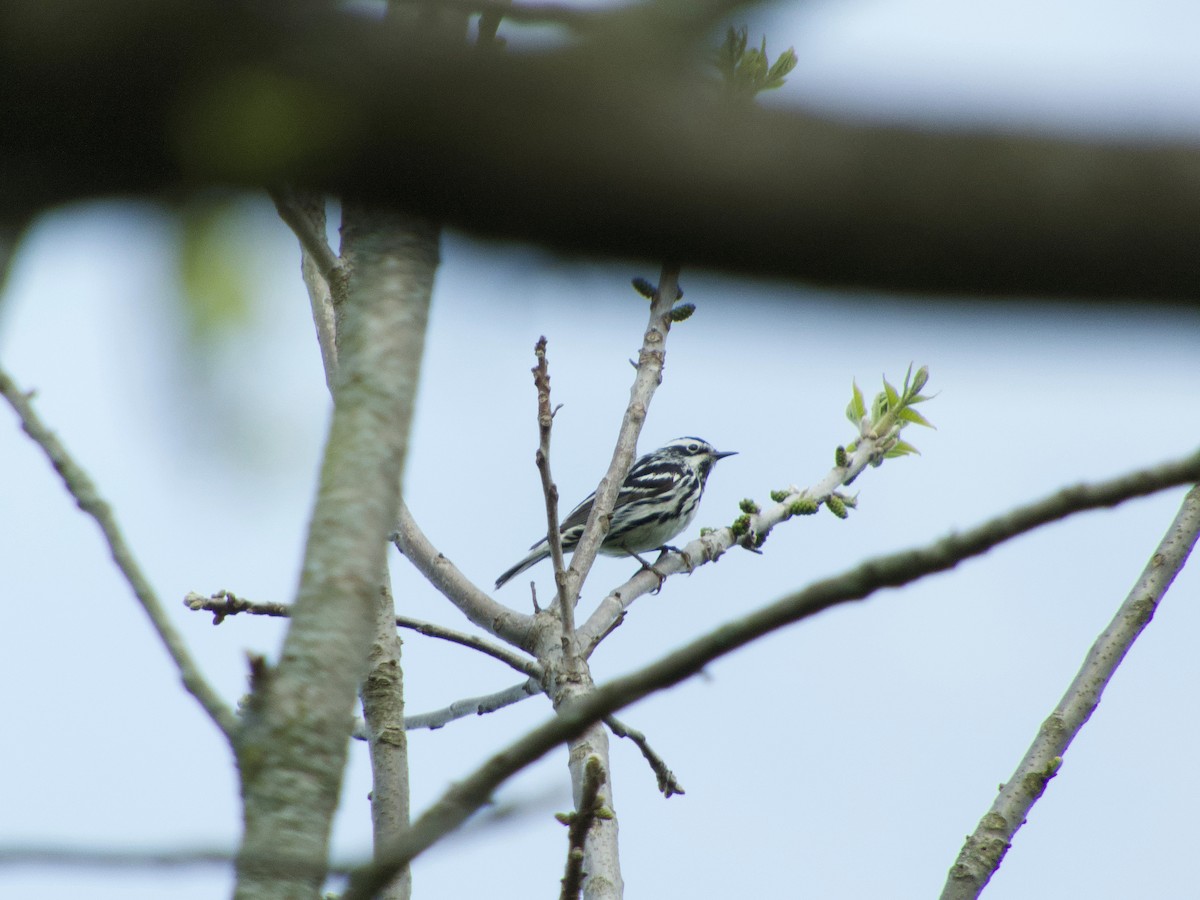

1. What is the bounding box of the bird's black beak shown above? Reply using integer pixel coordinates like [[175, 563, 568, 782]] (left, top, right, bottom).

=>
[[713, 450, 737, 460]]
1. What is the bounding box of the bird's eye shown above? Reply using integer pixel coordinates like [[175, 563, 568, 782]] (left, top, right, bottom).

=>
[[687, 443, 700, 453]]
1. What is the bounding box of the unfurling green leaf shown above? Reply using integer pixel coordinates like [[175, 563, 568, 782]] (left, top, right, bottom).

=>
[[825, 495, 848, 519], [846, 379, 866, 425]]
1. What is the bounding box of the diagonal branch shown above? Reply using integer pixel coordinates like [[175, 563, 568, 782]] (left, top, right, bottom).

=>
[[350, 449, 1200, 894], [941, 482, 1200, 900], [268, 187, 342, 286], [0, 369, 238, 741], [392, 500, 535, 649], [604, 715, 684, 797], [561, 264, 679, 609], [341, 448, 1200, 898]]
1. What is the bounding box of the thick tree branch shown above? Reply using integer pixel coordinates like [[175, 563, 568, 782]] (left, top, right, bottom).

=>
[[341, 448, 1200, 898], [941, 482, 1200, 900], [0, 369, 239, 742], [233, 207, 434, 899], [6, 0, 1200, 300]]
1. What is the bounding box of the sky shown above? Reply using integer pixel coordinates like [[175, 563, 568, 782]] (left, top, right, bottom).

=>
[[2, 1, 1200, 899]]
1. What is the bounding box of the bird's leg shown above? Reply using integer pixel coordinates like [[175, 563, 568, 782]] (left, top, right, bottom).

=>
[[654, 544, 696, 573], [622, 547, 669, 593]]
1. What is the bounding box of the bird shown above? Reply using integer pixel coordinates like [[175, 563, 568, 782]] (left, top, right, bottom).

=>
[[495, 437, 736, 589]]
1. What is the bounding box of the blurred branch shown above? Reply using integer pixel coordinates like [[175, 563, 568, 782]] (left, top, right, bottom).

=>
[[185, 590, 541, 678], [5, 0, 1200, 301], [234, 205, 434, 897], [941, 482, 1200, 900], [558, 756, 608, 900], [270, 188, 341, 384], [0, 368, 239, 742], [342, 447, 1200, 897], [269, 187, 341, 284]]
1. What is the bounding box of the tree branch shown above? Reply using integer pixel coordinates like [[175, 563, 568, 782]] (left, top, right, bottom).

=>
[[562, 265, 679, 609], [558, 756, 608, 900], [233, 206, 435, 898], [185, 590, 542, 679], [532, 337, 573, 641], [340, 448, 1200, 898], [7, 1, 1200, 300], [398, 678, 542, 731], [604, 715, 684, 797], [0, 368, 239, 742], [941, 481, 1200, 900], [392, 500, 535, 649]]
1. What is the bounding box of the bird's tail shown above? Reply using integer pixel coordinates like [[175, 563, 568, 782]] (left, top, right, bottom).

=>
[[494, 542, 550, 590]]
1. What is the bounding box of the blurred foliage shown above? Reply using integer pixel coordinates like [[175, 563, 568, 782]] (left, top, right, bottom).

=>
[[176, 195, 260, 342], [714, 27, 797, 99]]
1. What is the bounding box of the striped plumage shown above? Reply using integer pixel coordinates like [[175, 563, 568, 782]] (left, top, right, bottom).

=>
[[495, 437, 735, 589]]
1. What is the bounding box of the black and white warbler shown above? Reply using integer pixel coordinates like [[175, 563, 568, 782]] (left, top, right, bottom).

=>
[[495, 437, 736, 589]]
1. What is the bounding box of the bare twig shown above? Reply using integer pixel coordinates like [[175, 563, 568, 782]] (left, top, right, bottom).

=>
[[604, 715, 684, 797], [0, 368, 239, 741], [341, 449, 1200, 898], [558, 756, 609, 900], [941, 482, 1200, 900], [184, 591, 542, 679], [561, 264, 679, 608], [268, 187, 341, 285], [399, 678, 542, 731], [532, 337, 573, 643]]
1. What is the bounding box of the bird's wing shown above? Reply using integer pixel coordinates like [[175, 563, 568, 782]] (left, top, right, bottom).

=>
[[551, 456, 685, 538]]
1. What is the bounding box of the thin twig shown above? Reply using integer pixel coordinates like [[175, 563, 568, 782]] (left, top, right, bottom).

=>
[[399, 678, 542, 731], [0, 844, 356, 876], [558, 756, 608, 900], [341, 448, 1200, 898], [604, 715, 684, 797], [532, 337, 573, 645], [0, 369, 239, 741], [268, 187, 341, 284], [561, 264, 679, 609], [940, 482, 1200, 900], [184, 591, 542, 679]]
